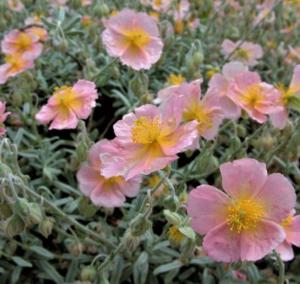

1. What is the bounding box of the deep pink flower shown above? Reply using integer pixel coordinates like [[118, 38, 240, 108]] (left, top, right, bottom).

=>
[[100, 103, 198, 180], [207, 61, 248, 119], [276, 211, 300, 261], [102, 9, 163, 70], [0, 101, 11, 136], [187, 158, 296, 262], [77, 140, 142, 207], [158, 79, 223, 141], [0, 54, 34, 85], [221, 39, 263, 66], [270, 65, 300, 129], [1, 29, 43, 60], [7, 0, 24, 12], [35, 80, 98, 130], [227, 71, 283, 123]]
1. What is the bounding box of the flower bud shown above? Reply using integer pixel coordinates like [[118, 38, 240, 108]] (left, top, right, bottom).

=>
[[80, 266, 97, 281], [4, 215, 25, 237], [0, 203, 13, 220], [129, 213, 152, 236], [163, 210, 182, 225], [38, 217, 55, 238], [93, 3, 110, 18], [26, 203, 43, 226], [67, 240, 85, 256]]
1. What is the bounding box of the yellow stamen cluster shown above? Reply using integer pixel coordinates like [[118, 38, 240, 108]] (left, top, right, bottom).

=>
[[242, 84, 263, 108], [183, 103, 213, 134], [227, 199, 264, 234], [281, 214, 293, 228], [52, 86, 81, 114], [131, 116, 161, 144], [168, 225, 185, 244], [167, 74, 185, 86], [276, 83, 297, 105], [15, 32, 33, 53], [123, 29, 151, 49], [235, 48, 250, 60], [5, 55, 25, 73]]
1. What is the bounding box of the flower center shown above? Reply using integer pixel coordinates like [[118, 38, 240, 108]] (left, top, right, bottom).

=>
[[281, 214, 293, 228], [153, 0, 162, 6], [227, 199, 264, 234], [131, 116, 161, 144], [15, 32, 33, 53], [5, 55, 25, 73], [242, 84, 263, 108], [235, 48, 250, 60], [167, 74, 185, 85], [52, 86, 82, 114], [168, 225, 185, 244], [183, 103, 213, 134], [123, 29, 150, 48], [276, 83, 297, 105]]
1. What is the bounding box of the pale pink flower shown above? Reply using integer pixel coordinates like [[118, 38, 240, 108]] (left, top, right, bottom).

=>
[[227, 71, 283, 123], [221, 39, 263, 66], [77, 140, 142, 207], [35, 80, 98, 130], [207, 61, 248, 119], [253, 0, 275, 27], [151, 0, 172, 12], [0, 54, 34, 85], [81, 0, 92, 6], [7, 0, 24, 12], [25, 27, 48, 42], [187, 158, 296, 262], [25, 15, 43, 26], [158, 80, 223, 141], [100, 104, 198, 180], [1, 29, 43, 60], [173, 0, 190, 21], [0, 102, 11, 136], [101, 9, 163, 70], [275, 210, 300, 261], [270, 65, 300, 129]]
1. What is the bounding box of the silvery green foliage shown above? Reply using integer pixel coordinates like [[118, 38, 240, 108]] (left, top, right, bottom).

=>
[[0, 0, 300, 283]]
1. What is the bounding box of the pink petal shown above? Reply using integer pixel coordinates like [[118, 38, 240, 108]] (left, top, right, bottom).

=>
[[187, 185, 230, 235], [35, 105, 58, 124], [223, 61, 248, 79], [286, 215, 300, 246], [255, 173, 296, 222], [49, 109, 79, 130], [116, 175, 142, 197], [269, 109, 288, 129], [240, 220, 285, 261], [276, 241, 294, 261], [220, 158, 268, 199], [76, 164, 103, 196], [159, 120, 198, 155], [203, 222, 241, 262], [290, 64, 300, 92], [90, 183, 126, 207]]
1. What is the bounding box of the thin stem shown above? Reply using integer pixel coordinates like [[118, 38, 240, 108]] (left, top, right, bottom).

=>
[[274, 251, 285, 284]]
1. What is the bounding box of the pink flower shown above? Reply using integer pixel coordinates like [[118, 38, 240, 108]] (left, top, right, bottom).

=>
[[81, 0, 92, 6], [207, 61, 248, 119], [270, 65, 300, 129], [35, 80, 98, 130], [77, 140, 142, 207], [0, 101, 11, 136], [276, 211, 300, 261], [7, 0, 24, 12], [0, 54, 34, 85], [102, 9, 163, 70], [151, 0, 171, 12], [1, 29, 43, 60], [221, 39, 263, 66], [227, 71, 283, 123], [100, 104, 198, 180], [25, 27, 48, 42], [187, 158, 296, 262], [158, 80, 223, 141]]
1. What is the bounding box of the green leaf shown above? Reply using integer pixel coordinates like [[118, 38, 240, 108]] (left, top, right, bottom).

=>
[[35, 260, 64, 284], [288, 96, 300, 112], [153, 260, 183, 275], [133, 252, 149, 284], [12, 256, 32, 268], [30, 245, 55, 259], [178, 226, 196, 240]]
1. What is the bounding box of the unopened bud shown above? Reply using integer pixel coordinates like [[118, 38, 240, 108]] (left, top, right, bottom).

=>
[[38, 217, 55, 238], [80, 266, 97, 281], [163, 210, 182, 225], [4, 215, 25, 237]]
